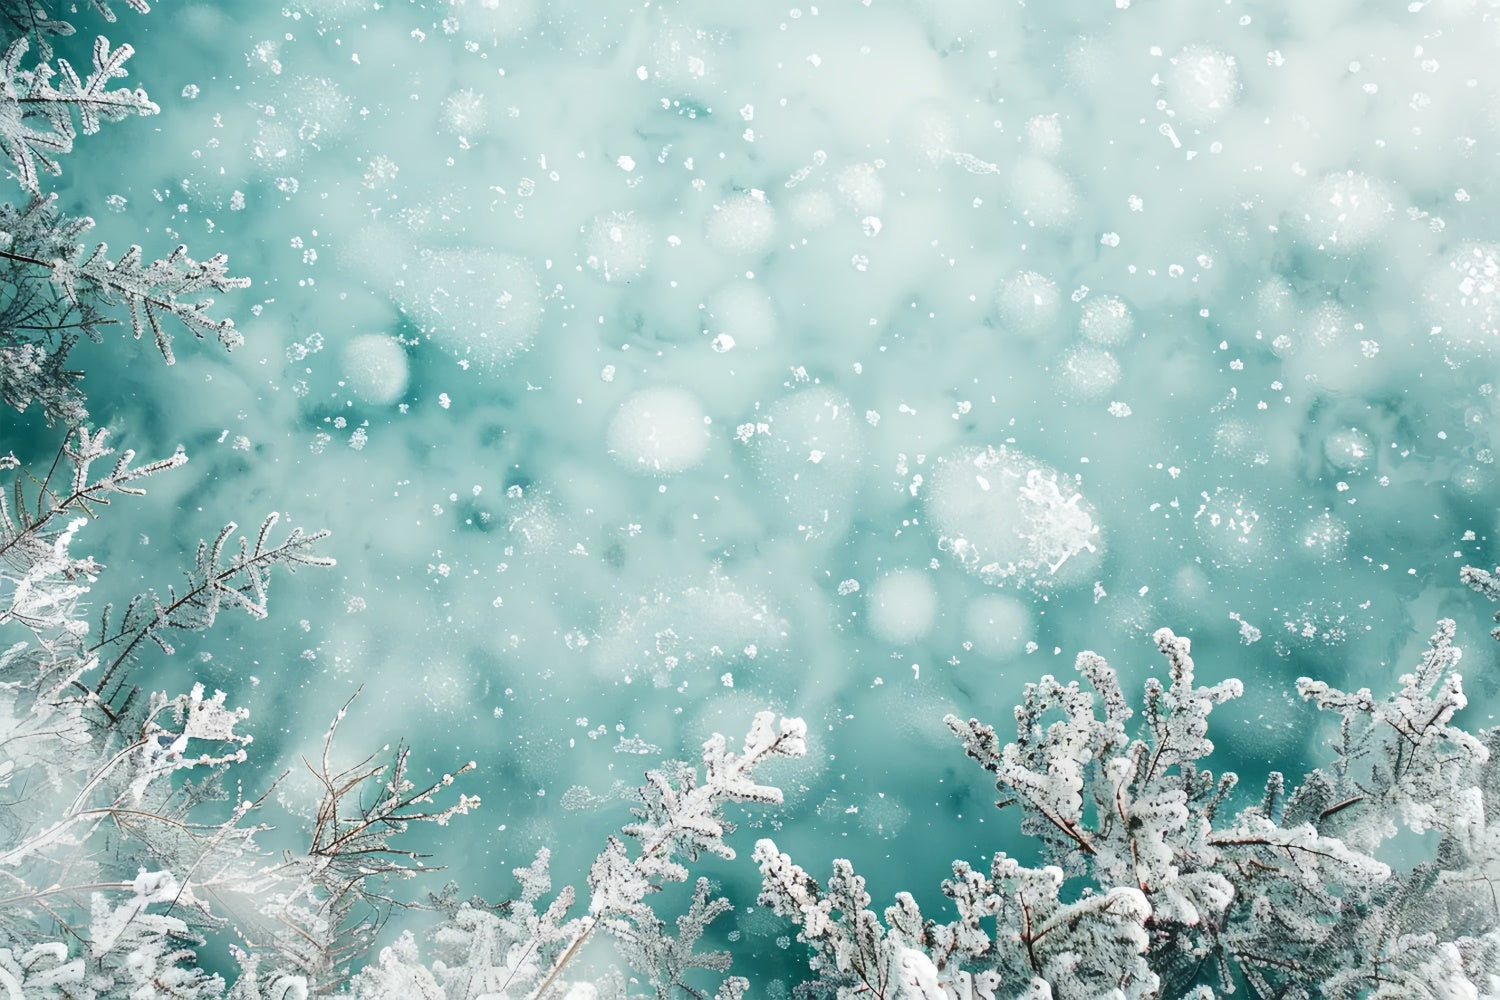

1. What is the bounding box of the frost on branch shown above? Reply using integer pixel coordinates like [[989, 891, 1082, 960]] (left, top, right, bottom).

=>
[[0, 35, 156, 192], [331, 714, 804, 999], [0, 39, 248, 422], [0, 428, 188, 794], [1295, 619, 1487, 847], [234, 696, 481, 992], [0, 431, 355, 999], [753, 842, 1156, 999], [515, 711, 805, 999], [948, 629, 1241, 930], [755, 614, 1500, 998], [1461, 563, 1500, 640], [90, 511, 333, 712], [0, 194, 250, 423]]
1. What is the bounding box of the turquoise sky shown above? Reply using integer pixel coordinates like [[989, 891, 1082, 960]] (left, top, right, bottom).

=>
[[21, 0, 1500, 985]]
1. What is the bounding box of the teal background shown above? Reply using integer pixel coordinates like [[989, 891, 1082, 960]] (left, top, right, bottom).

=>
[[15, 0, 1500, 987]]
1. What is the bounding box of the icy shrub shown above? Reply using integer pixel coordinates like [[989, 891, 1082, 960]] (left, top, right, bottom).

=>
[[757, 613, 1500, 998]]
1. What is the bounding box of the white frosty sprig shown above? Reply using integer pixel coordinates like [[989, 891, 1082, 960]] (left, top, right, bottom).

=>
[[522, 712, 805, 1000], [757, 613, 1500, 998]]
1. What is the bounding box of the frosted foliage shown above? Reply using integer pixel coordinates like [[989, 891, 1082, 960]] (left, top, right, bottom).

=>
[[1010, 157, 1077, 228], [1078, 295, 1133, 345], [705, 192, 776, 256], [965, 593, 1033, 659], [1165, 45, 1241, 124], [1425, 243, 1500, 353], [691, 692, 829, 792], [762, 617, 1500, 999], [753, 387, 863, 536], [1193, 487, 1265, 565], [926, 445, 1102, 589], [340, 334, 408, 405], [867, 569, 937, 644], [1296, 171, 1395, 252], [13, 1, 1500, 998], [994, 271, 1061, 335], [402, 250, 542, 367], [584, 211, 653, 282], [607, 387, 712, 474]]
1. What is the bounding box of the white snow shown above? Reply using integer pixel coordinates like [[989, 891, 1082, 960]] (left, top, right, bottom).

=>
[[994, 271, 1062, 336], [1165, 45, 1241, 125], [926, 446, 1103, 589], [1295, 172, 1395, 252], [585, 211, 654, 282], [706, 281, 777, 350], [608, 388, 713, 474], [1010, 157, 1077, 228], [1056, 347, 1122, 400], [1323, 427, 1373, 472], [786, 189, 837, 231], [834, 163, 885, 215], [1079, 295, 1134, 346], [1025, 113, 1064, 157], [753, 388, 863, 538], [1425, 243, 1500, 353], [341, 334, 409, 405], [404, 251, 543, 369], [706, 191, 777, 256]]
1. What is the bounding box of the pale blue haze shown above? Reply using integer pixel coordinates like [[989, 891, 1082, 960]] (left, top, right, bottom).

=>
[[22, 0, 1500, 986]]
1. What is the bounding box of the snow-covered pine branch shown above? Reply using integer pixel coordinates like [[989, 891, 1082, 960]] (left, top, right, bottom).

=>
[[0, 194, 249, 365], [0, 0, 150, 62], [0, 34, 155, 191], [753, 841, 1158, 1000], [1461, 563, 1500, 640], [89, 513, 333, 712], [514, 711, 806, 1000], [756, 612, 1500, 999]]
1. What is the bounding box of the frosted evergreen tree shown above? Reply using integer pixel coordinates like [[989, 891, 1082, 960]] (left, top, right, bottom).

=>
[[0, 0, 246, 425], [756, 615, 1500, 998], [344, 711, 807, 1000]]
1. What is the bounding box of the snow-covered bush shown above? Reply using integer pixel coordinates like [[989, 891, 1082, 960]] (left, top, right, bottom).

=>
[[756, 615, 1500, 998], [5, 1, 1500, 998]]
